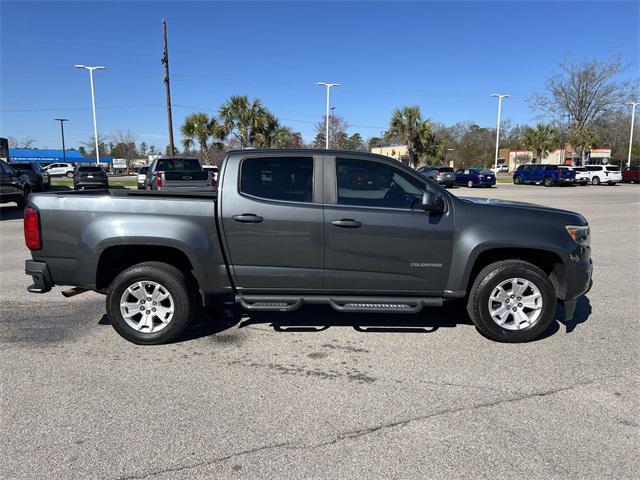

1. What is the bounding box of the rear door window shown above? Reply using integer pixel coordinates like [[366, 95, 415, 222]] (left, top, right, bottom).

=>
[[240, 157, 314, 203], [605, 166, 620, 172]]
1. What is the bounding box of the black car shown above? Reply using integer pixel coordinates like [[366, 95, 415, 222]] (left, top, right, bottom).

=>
[[417, 166, 456, 187], [0, 159, 28, 207], [73, 166, 109, 190], [11, 162, 50, 192]]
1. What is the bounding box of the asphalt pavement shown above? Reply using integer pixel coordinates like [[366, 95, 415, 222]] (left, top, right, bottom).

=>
[[1, 183, 639, 479]]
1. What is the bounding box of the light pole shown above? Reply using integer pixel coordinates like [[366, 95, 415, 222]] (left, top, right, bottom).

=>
[[54, 119, 68, 163], [491, 93, 509, 173], [628, 101, 639, 169], [317, 82, 339, 149], [75, 64, 106, 164]]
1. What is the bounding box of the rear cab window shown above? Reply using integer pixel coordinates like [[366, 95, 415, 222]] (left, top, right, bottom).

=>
[[155, 158, 202, 171], [240, 157, 314, 203], [78, 166, 104, 172]]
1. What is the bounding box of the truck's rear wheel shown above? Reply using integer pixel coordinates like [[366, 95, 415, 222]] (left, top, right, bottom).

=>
[[106, 262, 195, 345], [467, 260, 556, 343]]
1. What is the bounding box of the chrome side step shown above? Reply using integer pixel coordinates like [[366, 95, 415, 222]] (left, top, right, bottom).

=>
[[236, 295, 442, 313]]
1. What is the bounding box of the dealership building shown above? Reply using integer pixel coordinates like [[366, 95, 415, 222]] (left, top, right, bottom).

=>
[[7, 148, 113, 165]]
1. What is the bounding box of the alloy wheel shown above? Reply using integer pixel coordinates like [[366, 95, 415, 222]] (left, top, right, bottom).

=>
[[119, 281, 174, 333], [488, 277, 543, 331]]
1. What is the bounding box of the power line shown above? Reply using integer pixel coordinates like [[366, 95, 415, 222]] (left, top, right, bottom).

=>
[[1, 104, 162, 113]]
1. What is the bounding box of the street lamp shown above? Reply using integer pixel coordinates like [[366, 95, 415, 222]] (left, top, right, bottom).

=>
[[54, 118, 68, 162], [627, 101, 639, 169], [75, 64, 106, 164], [317, 82, 340, 149], [491, 93, 509, 173]]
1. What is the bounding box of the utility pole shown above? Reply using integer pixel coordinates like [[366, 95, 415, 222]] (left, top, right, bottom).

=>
[[628, 102, 639, 169], [491, 93, 509, 173], [54, 118, 68, 162], [162, 18, 175, 157], [317, 82, 340, 149]]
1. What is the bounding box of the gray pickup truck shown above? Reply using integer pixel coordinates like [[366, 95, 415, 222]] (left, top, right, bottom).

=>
[[144, 156, 213, 191], [24, 149, 592, 344]]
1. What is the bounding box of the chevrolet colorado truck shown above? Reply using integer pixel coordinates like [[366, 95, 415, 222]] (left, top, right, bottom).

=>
[[24, 149, 592, 344]]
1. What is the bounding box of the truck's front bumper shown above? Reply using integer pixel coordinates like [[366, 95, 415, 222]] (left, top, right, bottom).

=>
[[561, 255, 593, 321], [25, 260, 53, 293]]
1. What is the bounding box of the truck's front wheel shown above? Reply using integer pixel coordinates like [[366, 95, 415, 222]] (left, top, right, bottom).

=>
[[467, 260, 556, 343], [106, 262, 195, 345]]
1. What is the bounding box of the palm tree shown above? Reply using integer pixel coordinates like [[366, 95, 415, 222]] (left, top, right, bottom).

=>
[[385, 106, 437, 166], [180, 113, 227, 165], [219, 95, 270, 148], [522, 123, 557, 163], [570, 125, 598, 165]]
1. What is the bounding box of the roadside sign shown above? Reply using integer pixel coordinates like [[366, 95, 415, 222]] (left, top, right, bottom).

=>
[[112, 158, 127, 169]]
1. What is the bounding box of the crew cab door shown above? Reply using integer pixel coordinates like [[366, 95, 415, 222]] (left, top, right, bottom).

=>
[[322, 156, 453, 294], [220, 154, 324, 291]]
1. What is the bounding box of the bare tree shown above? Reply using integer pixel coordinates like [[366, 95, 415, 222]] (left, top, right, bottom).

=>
[[314, 114, 350, 149], [8, 136, 36, 148], [531, 56, 637, 129], [110, 130, 138, 172]]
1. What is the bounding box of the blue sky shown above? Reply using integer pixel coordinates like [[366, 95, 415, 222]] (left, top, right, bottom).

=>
[[1, 1, 638, 149]]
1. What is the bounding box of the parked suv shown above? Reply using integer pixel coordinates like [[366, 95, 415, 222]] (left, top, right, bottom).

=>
[[42, 162, 75, 178], [0, 159, 28, 207], [622, 165, 640, 183], [11, 162, 50, 191], [73, 165, 109, 190], [417, 166, 455, 187], [513, 164, 575, 186], [585, 165, 622, 185], [559, 166, 589, 186]]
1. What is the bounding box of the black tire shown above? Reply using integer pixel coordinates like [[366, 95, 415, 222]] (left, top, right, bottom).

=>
[[543, 176, 553, 187], [467, 260, 556, 343], [16, 186, 30, 208], [467, 180, 474, 188], [592, 176, 600, 185], [66, 171, 73, 178], [513, 176, 522, 185], [106, 262, 196, 345]]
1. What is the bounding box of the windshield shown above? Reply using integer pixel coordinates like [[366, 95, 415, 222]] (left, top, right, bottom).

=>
[[78, 166, 104, 172], [438, 167, 454, 172]]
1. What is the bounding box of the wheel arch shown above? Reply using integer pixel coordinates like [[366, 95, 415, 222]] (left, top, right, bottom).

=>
[[464, 247, 566, 299], [95, 244, 200, 292]]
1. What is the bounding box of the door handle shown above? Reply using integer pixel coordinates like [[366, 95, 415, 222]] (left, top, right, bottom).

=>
[[232, 214, 264, 223], [331, 219, 362, 228]]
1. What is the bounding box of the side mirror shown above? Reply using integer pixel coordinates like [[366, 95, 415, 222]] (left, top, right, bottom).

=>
[[422, 191, 444, 213]]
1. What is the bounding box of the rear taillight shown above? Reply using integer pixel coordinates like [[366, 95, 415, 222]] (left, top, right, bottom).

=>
[[155, 172, 162, 189], [210, 175, 217, 188], [24, 206, 41, 250]]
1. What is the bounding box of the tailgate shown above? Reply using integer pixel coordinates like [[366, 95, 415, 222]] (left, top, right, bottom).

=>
[[161, 171, 212, 190]]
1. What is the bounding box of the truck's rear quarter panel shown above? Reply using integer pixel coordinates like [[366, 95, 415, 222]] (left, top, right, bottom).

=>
[[30, 191, 230, 293]]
